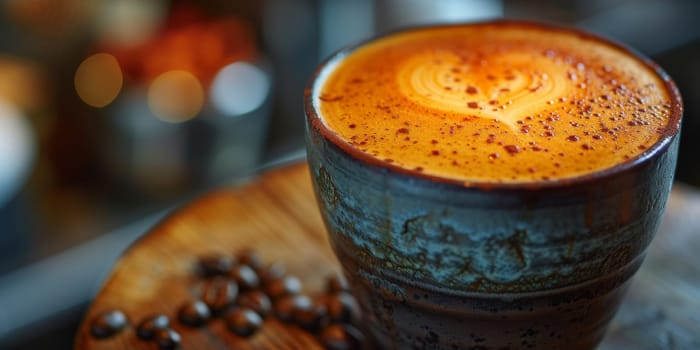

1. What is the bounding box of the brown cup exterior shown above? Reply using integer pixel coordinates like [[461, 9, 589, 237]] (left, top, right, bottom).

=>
[[304, 21, 683, 350]]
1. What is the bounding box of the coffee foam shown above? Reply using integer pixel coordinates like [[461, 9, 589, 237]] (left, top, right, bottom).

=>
[[313, 23, 673, 183]]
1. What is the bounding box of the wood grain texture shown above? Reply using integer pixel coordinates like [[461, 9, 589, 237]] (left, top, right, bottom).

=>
[[76, 162, 700, 349], [75, 163, 334, 350]]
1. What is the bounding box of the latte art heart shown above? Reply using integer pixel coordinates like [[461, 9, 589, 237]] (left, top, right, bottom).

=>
[[314, 23, 675, 183], [398, 51, 570, 131]]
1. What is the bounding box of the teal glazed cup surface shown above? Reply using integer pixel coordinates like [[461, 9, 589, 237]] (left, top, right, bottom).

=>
[[304, 21, 683, 350]]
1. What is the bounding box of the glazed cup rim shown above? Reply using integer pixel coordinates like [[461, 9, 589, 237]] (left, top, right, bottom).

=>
[[303, 19, 683, 190]]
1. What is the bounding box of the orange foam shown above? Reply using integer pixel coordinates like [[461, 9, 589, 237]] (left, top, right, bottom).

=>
[[315, 23, 674, 182]]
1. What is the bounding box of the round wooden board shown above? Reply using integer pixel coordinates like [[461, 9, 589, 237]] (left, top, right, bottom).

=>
[[75, 163, 337, 349], [76, 161, 700, 349]]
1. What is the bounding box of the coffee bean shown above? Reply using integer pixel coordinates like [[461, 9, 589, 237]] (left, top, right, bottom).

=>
[[225, 308, 264, 337], [259, 262, 287, 284], [237, 249, 264, 271], [236, 290, 272, 318], [198, 254, 234, 277], [265, 275, 302, 299], [326, 275, 350, 294], [293, 296, 329, 332], [178, 300, 211, 327], [136, 314, 170, 340], [326, 292, 361, 324], [319, 324, 365, 350], [201, 277, 238, 314], [274, 294, 312, 323], [229, 265, 260, 291], [154, 328, 181, 349], [90, 310, 128, 339]]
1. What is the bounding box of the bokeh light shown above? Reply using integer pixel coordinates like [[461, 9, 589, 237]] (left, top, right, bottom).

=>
[[147, 70, 204, 123], [0, 56, 46, 110], [94, 0, 167, 47], [74, 53, 123, 108], [210, 62, 269, 117], [0, 99, 35, 207]]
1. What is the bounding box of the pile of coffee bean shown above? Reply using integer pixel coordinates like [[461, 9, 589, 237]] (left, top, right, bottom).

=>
[[89, 249, 367, 349]]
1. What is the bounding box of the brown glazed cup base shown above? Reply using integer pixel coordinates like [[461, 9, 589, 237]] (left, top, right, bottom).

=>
[[336, 243, 644, 350]]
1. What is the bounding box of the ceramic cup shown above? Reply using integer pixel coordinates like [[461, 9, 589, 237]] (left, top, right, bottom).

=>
[[304, 21, 682, 350]]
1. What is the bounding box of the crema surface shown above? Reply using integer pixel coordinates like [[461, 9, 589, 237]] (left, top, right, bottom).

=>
[[314, 23, 673, 183]]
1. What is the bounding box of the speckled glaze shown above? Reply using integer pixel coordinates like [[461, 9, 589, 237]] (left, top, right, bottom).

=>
[[304, 21, 683, 350]]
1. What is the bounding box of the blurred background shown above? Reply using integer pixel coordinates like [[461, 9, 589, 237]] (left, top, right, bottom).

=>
[[0, 0, 698, 348]]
